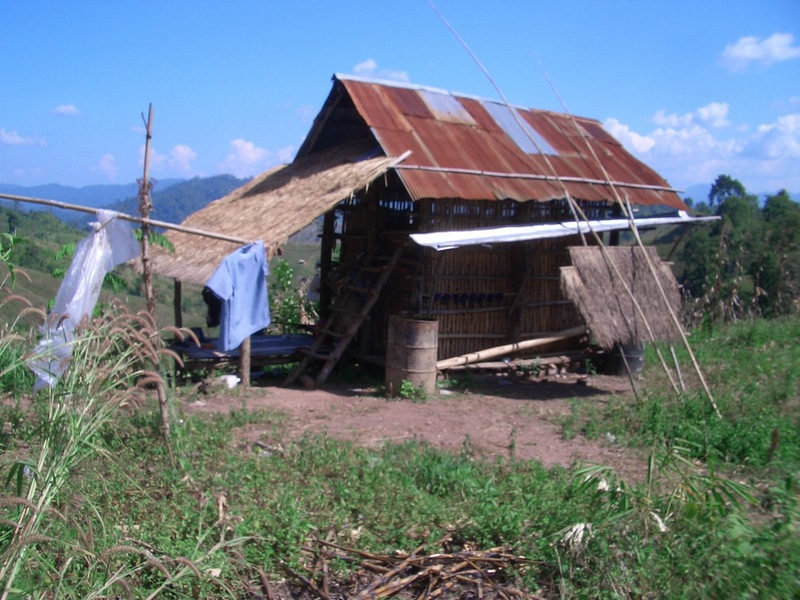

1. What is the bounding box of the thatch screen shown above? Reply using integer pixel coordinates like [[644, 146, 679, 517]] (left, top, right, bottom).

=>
[[560, 246, 682, 349], [146, 141, 399, 285]]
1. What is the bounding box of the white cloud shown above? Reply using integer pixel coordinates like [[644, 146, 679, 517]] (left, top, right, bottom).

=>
[[219, 139, 267, 178], [603, 118, 656, 153], [168, 144, 197, 175], [652, 110, 692, 129], [272, 144, 295, 164], [696, 102, 730, 128], [296, 104, 317, 124], [354, 58, 377, 75], [4, 167, 43, 183], [218, 139, 294, 178], [353, 58, 410, 83], [138, 144, 198, 177], [652, 102, 729, 130], [721, 33, 800, 72], [91, 153, 119, 181], [747, 114, 800, 159], [0, 128, 45, 146], [53, 104, 81, 116], [605, 106, 800, 193], [141, 146, 167, 171]]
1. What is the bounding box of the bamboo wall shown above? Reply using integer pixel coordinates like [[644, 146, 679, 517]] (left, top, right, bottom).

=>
[[324, 187, 611, 362]]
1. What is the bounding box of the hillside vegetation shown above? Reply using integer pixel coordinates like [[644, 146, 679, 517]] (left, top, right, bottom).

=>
[[677, 176, 799, 322]]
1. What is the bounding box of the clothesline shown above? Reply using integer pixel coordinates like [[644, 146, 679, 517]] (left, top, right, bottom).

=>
[[0, 192, 251, 246]]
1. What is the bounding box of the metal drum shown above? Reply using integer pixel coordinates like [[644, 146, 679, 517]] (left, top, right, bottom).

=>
[[385, 315, 438, 397]]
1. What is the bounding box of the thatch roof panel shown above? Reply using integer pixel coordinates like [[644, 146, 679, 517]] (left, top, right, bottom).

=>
[[561, 246, 682, 349], [146, 141, 398, 285]]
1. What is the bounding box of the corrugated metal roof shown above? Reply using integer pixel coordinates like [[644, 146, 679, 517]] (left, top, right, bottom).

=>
[[299, 75, 685, 210]]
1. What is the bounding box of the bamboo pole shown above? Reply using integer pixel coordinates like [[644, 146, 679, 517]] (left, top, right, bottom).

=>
[[669, 344, 686, 392], [436, 326, 585, 370], [535, 55, 720, 417], [426, 0, 589, 245], [0, 192, 251, 246], [427, 2, 683, 395], [393, 164, 681, 193], [139, 104, 156, 317], [427, 4, 698, 408]]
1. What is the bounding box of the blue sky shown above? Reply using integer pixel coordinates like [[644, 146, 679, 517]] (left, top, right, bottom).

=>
[[2, 1, 799, 196]]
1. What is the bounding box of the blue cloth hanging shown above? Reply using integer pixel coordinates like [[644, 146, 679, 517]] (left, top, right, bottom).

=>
[[206, 240, 270, 351]]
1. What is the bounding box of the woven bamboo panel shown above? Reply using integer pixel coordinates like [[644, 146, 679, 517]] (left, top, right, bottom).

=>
[[329, 194, 611, 362]]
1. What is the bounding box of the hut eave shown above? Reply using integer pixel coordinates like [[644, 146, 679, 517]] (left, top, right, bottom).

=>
[[145, 141, 402, 286]]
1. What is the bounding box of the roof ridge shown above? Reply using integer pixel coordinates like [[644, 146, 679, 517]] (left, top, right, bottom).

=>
[[333, 72, 516, 107]]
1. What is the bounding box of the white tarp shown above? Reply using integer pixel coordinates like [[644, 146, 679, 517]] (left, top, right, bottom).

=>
[[409, 211, 719, 251], [28, 210, 140, 390]]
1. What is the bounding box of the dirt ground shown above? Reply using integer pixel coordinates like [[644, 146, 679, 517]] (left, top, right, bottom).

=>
[[181, 369, 645, 478]]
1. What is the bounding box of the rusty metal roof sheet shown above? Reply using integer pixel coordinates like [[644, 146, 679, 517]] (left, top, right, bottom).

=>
[[298, 75, 685, 210]]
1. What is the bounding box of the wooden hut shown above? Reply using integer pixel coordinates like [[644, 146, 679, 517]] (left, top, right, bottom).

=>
[[149, 74, 690, 384]]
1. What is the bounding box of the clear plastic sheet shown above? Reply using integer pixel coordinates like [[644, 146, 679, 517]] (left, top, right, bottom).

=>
[[28, 210, 140, 390]]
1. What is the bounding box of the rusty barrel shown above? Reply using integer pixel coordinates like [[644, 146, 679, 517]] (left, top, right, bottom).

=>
[[385, 315, 438, 397]]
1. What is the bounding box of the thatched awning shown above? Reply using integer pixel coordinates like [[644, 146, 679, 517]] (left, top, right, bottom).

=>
[[560, 246, 682, 349], [146, 141, 401, 285]]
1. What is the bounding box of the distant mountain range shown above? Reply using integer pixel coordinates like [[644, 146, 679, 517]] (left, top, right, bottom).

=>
[[0, 175, 250, 227], [100, 175, 251, 226]]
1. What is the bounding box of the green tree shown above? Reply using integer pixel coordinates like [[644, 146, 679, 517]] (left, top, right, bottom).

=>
[[709, 174, 747, 210], [680, 176, 764, 322], [679, 227, 716, 299], [758, 190, 800, 316], [679, 176, 800, 322]]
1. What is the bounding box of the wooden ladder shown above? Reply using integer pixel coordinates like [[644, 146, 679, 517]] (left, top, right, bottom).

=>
[[284, 246, 403, 388]]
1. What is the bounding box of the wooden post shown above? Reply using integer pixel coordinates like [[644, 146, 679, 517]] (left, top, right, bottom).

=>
[[319, 210, 335, 321], [138, 104, 156, 318], [239, 336, 251, 388], [173, 280, 183, 328], [609, 202, 622, 247]]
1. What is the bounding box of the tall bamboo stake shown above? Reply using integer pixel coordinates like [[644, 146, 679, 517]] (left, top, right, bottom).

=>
[[539, 53, 719, 414], [428, 1, 714, 408], [138, 104, 156, 317], [426, 0, 587, 246]]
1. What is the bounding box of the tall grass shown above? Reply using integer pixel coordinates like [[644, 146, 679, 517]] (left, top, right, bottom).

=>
[[558, 315, 800, 596], [584, 317, 800, 472], [0, 302, 168, 595]]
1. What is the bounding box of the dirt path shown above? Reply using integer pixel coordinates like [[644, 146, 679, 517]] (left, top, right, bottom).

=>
[[182, 371, 645, 478]]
